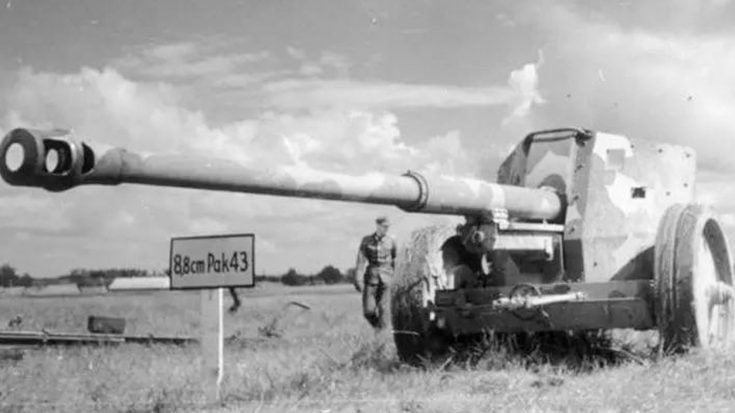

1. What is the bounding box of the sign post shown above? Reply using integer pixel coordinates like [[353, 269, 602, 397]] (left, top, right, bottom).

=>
[[200, 288, 223, 401], [169, 234, 255, 403]]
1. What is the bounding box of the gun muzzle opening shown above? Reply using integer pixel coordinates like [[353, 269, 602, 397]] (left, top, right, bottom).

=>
[[0, 128, 94, 191], [1, 129, 41, 186], [4, 142, 24, 172], [43, 139, 75, 175]]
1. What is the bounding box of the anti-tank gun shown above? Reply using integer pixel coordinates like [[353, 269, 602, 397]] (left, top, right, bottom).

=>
[[2, 127, 734, 361]]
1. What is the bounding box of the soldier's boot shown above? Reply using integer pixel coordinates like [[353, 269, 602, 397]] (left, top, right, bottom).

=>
[[363, 283, 382, 328], [373, 281, 390, 331]]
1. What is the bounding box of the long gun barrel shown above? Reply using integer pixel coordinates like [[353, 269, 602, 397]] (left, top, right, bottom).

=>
[[0, 128, 562, 220]]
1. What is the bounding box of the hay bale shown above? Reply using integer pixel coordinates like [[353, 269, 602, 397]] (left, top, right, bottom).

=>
[[391, 224, 457, 363]]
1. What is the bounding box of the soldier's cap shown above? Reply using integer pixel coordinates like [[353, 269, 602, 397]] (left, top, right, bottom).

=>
[[375, 216, 391, 226]]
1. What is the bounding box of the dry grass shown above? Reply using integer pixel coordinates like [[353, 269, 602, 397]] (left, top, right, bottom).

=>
[[0, 284, 734, 412]]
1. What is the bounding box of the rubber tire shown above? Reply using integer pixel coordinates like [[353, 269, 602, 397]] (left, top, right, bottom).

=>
[[391, 225, 457, 364], [654, 204, 735, 352]]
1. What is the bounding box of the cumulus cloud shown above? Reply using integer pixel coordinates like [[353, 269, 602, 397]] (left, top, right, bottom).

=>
[[423, 130, 476, 175], [503, 50, 545, 124], [1, 66, 480, 177], [0, 66, 468, 276], [257, 110, 417, 172]]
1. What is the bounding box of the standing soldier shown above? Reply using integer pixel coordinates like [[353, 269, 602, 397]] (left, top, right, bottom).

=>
[[354, 216, 397, 330]]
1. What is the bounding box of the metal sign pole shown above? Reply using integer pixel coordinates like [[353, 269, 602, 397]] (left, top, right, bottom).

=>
[[200, 288, 223, 402]]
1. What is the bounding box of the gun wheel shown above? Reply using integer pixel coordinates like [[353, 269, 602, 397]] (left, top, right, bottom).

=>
[[655, 204, 735, 352], [391, 225, 462, 364]]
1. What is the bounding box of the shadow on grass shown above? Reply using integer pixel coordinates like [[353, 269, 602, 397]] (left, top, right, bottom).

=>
[[216, 330, 662, 408], [437, 330, 658, 373], [330, 329, 659, 376], [340, 329, 657, 376]]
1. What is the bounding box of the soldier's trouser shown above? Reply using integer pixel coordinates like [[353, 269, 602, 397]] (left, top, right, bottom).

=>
[[362, 268, 390, 330]]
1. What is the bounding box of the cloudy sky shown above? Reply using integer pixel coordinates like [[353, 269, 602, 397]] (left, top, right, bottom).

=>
[[1, 0, 735, 277]]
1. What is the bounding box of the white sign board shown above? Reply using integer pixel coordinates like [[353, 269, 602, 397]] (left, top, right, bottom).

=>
[[169, 234, 255, 289]]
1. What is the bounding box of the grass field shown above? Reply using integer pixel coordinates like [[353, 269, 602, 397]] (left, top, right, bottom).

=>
[[1, 283, 734, 412]]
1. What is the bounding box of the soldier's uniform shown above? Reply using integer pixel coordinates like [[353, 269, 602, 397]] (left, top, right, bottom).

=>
[[358, 231, 397, 329]]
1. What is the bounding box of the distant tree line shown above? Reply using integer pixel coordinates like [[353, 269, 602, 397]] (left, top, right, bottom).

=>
[[279, 265, 356, 286], [0, 264, 34, 287], [60, 268, 155, 287], [1, 262, 357, 288], [0, 264, 158, 288]]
